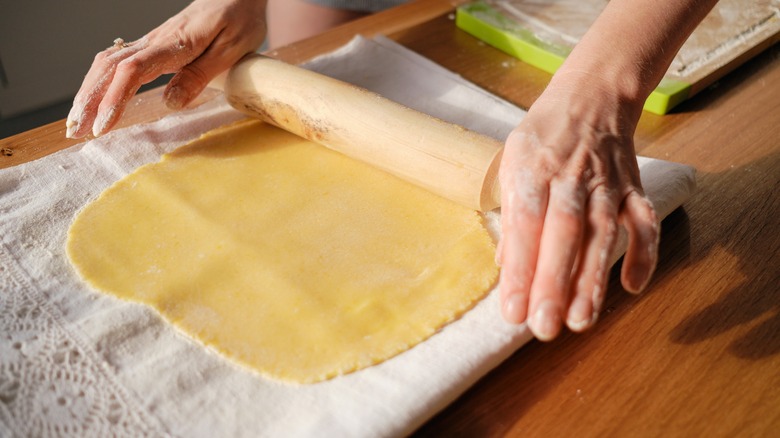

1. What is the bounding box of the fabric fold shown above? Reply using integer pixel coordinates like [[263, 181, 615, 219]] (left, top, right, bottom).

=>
[[0, 36, 695, 437]]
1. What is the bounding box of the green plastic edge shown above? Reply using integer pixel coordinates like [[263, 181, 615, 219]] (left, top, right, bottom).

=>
[[455, 2, 691, 115]]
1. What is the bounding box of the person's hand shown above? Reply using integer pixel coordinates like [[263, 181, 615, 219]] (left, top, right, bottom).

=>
[[66, 0, 267, 139], [496, 74, 659, 341]]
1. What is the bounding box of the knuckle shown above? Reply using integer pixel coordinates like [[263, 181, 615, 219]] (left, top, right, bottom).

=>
[[92, 50, 121, 71], [179, 63, 209, 87], [590, 183, 619, 214], [536, 146, 566, 172], [170, 31, 194, 57], [503, 176, 546, 218], [638, 193, 656, 213], [629, 191, 658, 223], [505, 129, 523, 147], [116, 57, 143, 77], [505, 129, 551, 163], [505, 269, 534, 294], [620, 180, 644, 199], [602, 218, 619, 243], [93, 50, 111, 64], [590, 205, 615, 227], [550, 177, 586, 216]]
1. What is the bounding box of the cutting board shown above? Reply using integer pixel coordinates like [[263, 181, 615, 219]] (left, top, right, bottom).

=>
[[457, 0, 780, 114]]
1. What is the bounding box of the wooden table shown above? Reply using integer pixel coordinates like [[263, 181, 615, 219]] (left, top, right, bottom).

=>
[[2, 1, 778, 436]]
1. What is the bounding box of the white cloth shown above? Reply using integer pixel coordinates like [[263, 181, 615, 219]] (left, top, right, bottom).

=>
[[0, 36, 695, 437]]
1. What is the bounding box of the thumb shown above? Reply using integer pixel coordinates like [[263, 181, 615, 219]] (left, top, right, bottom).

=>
[[163, 60, 221, 110]]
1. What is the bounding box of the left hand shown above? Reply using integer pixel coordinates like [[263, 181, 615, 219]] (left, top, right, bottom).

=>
[[496, 75, 659, 341]]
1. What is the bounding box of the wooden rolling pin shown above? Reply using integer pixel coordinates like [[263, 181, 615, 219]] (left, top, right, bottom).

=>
[[212, 54, 503, 211]]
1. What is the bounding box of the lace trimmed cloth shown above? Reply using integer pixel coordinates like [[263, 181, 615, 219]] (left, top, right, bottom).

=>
[[0, 37, 695, 437], [0, 251, 166, 437]]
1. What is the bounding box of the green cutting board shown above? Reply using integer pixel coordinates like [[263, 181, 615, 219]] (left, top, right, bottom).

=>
[[456, 0, 780, 114]]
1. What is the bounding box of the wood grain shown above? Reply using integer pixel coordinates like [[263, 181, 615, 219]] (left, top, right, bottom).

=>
[[404, 15, 780, 438], [0, 87, 222, 169], [1, 1, 778, 435]]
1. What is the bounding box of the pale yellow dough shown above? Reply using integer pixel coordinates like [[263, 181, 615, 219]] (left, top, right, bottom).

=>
[[67, 120, 498, 383]]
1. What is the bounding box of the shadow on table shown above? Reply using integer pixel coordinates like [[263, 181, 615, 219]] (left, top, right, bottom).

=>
[[414, 43, 779, 437], [415, 151, 779, 437], [668, 150, 780, 360]]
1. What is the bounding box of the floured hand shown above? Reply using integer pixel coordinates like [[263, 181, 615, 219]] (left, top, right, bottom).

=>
[[496, 76, 658, 341], [494, 0, 717, 341], [66, 0, 267, 138]]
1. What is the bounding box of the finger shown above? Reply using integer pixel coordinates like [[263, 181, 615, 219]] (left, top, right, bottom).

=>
[[92, 50, 156, 137], [499, 166, 548, 325], [620, 191, 659, 293], [92, 38, 196, 136], [67, 44, 142, 138], [527, 177, 586, 341], [163, 30, 254, 110], [566, 186, 619, 332]]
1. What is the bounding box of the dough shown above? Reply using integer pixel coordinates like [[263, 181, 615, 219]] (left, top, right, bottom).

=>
[[67, 120, 498, 383]]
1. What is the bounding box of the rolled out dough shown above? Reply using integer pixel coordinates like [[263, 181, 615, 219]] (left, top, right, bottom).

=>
[[67, 120, 498, 383]]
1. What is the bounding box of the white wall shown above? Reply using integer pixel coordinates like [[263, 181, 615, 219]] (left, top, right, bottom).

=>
[[0, 0, 191, 117]]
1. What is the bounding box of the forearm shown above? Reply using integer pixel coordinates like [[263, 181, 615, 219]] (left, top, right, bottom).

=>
[[549, 0, 718, 118], [497, 0, 718, 338]]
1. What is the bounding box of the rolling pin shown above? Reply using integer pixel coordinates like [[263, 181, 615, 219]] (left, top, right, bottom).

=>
[[211, 54, 503, 211]]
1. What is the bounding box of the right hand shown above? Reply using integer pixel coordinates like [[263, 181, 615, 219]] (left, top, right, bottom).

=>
[[66, 0, 267, 139]]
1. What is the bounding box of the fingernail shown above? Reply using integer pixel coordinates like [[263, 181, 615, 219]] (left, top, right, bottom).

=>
[[502, 293, 525, 324], [164, 85, 188, 110], [530, 301, 560, 341], [92, 106, 116, 137], [566, 297, 591, 332], [627, 264, 651, 294], [65, 119, 78, 139], [66, 103, 85, 138]]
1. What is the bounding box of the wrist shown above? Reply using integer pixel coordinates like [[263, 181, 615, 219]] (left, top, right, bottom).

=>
[[536, 69, 645, 138], [551, 62, 648, 111]]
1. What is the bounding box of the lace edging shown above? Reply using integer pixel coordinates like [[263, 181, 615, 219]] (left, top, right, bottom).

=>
[[0, 246, 170, 437]]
